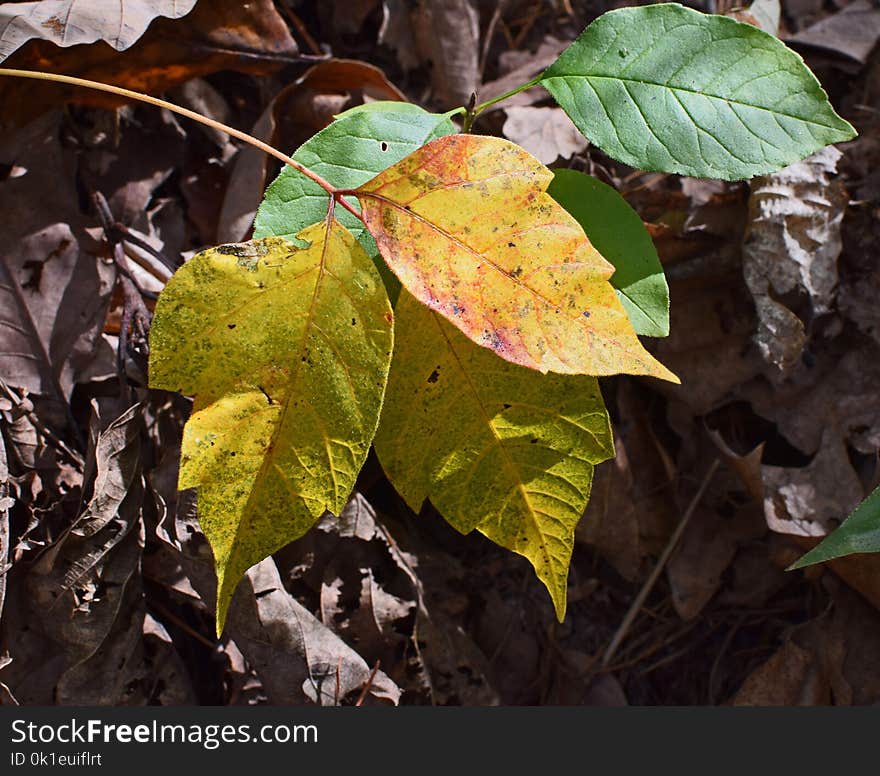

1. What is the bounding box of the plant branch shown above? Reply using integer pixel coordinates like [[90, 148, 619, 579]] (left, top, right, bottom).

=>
[[473, 75, 543, 116], [333, 192, 365, 222], [0, 68, 338, 195]]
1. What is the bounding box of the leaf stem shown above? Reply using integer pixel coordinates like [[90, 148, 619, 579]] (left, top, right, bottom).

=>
[[0, 68, 339, 195], [333, 192, 365, 222], [473, 76, 543, 116]]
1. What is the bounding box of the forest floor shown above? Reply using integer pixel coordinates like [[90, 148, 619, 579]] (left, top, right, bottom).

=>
[[1, 0, 880, 705]]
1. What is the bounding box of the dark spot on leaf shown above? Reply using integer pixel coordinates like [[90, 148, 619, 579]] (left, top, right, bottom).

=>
[[508, 242, 516, 248], [380, 141, 389, 152], [510, 266, 523, 278], [530, 438, 538, 444], [427, 369, 440, 384], [502, 403, 511, 409], [227, 323, 236, 329], [583, 310, 591, 318], [21, 260, 44, 291], [351, 317, 357, 326], [42, 15, 64, 34]]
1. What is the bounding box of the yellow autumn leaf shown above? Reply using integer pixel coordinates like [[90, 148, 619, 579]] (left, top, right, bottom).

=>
[[148, 226, 394, 633], [353, 133, 678, 382], [375, 291, 615, 620]]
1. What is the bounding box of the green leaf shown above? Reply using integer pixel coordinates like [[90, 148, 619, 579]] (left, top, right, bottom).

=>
[[540, 2, 856, 180], [547, 169, 669, 337], [788, 485, 880, 569], [374, 291, 615, 621], [254, 102, 457, 251], [148, 228, 394, 633]]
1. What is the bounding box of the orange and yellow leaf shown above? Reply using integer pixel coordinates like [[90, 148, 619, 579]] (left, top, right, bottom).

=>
[[354, 134, 678, 382]]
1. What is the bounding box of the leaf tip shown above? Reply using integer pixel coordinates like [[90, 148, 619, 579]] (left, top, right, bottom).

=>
[[552, 593, 567, 623], [643, 357, 680, 385]]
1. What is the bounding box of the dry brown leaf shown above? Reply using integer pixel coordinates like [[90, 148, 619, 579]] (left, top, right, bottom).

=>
[[653, 260, 763, 415], [478, 36, 568, 112], [788, 0, 880, 65], [227, 558, 401, 706], [576, 438, 642, 582], [668, 489, 766, 620], [762, 427, 864, 538], [0, 0, 197, 61], [742, 146, 849, 377], [0, 114, 116, 413], [732, 640, 828, 705], [0, 0, 298, 129], [743, 341, 880, 461], [502, 106, 587, 164], [380, 0, 479, 107], [731, 578, 880, 705], [331, 0, 381, 36]]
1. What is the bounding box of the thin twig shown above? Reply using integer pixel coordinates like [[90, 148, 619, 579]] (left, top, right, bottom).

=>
[[601, 459, 721, 668], [148, 599, 217, 649], [93, 191, 154, 391], [280, 4, 323, 55], [601, 620, 700, 674], [354, 661, 382, 706], [479, 0, 508, 81]]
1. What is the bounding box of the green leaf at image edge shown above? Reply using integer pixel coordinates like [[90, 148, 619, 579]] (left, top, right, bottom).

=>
[[540, 3, 856, 180], [548, 169, 669, 337], [788, 484, 880, 569]]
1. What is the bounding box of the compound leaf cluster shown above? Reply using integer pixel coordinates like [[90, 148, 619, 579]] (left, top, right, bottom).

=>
[[147, 3, 856, 631]]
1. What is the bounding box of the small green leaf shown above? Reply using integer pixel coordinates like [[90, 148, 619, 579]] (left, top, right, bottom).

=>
[[149, 228, 394, 633], [788, 485, 880, 569], [254, 103, 456, 251], [374, 291, 615, 621], [547, 169, 669, 337], [540, 2, 856, 180]]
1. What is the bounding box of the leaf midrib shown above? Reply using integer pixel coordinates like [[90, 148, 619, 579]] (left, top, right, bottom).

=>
[[358, 191, 606, 367], [543, 72, 843, 131], [222, 217, 341, 597], [431, 311, 554, 575]]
